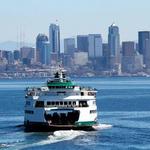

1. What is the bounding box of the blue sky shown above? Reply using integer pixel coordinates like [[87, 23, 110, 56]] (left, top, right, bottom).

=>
[[0, 0, 150, 43]]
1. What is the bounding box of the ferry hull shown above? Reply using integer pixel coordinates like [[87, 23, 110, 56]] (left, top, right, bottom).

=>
[[24, 121, 97, 132]]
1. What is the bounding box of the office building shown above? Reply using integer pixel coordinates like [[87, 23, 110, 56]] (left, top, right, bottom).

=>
[[145, 39, 150, 69], [138, 31, 150, 64], [20, 46, 35, 65], [122, 41, 135, 56], [77, 35, 88, 52], [36, 34, 49, 65], [49, 24, 60, 62], [88, 34, 102, 58], [138, 31, 150, 54], [108, 23, 120, 62], [14, 50, 20, 61], [64, 38, 75, 55]]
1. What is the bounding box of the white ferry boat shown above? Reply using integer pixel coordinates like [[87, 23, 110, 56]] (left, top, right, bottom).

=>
[[24, 68, 98, 131]]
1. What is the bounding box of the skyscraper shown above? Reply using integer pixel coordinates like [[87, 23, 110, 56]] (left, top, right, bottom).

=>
[[88, 34, 102, 58], [49, 24, 60, 59], [122, 41, 135, 57], [14, 50, 20, 61], [108, 23, 120, 60], [145, 39, 150, 69], [36, 34, 50, 65], [77, 35, 88, 52], [64, 38, 75, 55], [138, 31, 150, 64], [138, 31, 150, 55]]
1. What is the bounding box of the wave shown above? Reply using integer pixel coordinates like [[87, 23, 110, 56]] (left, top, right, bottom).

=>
[[18, 130, 86, 149], [37, 130, 86, 145], [92, 123, 112, 130]]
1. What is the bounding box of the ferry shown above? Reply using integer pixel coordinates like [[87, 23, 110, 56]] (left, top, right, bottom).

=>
[[24, 68, 98, 131]]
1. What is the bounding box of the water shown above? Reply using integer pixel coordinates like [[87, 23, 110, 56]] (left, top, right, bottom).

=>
[[0, 77, 150, 150]]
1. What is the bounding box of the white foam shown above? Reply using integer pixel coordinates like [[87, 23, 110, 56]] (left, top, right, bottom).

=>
[[92, 123, 112, 130], [36, 130, 86, 146]]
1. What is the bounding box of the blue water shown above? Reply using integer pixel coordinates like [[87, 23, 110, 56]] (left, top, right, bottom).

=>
[[1, 77, 150, 150]]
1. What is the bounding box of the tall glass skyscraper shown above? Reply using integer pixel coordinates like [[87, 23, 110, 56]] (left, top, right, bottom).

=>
[[36, 34, 50, 65], [138, 31, 150, 55], [64, 38, 75, 55], [108, 23, 120, 58], [77, 35, 88, 52], [88, 34, 102, 58], [49, 24, 60, 54], [138, 31, 150, 66]]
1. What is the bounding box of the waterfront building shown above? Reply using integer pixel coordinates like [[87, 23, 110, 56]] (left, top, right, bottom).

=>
[[77, 35, 88, 52], [49, 24, 60, 63], [64, 38, 75, 55]]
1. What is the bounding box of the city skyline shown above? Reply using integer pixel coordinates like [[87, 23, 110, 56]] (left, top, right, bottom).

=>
[[0, 0, 150, 44]]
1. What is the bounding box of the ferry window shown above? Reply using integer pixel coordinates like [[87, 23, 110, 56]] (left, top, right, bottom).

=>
[[64, 102, 67, 105], [93, 101, 96, 105], [52, 102, 55, 105], [56, 102, 59, 105], [90, 110, 96, 114], [73, 101, 76, 106], [69, 101, 71, 105], [79, 101, 88, 107], [81, 92, 84, 96], [60, 101, 63, 105], [47, 102, 51, 105], [35, 101, 44, 108]]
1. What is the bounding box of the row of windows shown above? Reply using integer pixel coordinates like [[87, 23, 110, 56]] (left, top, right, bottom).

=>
[[25, 110, 34, 114], [35, 101, 89, 108], [48, 86, 74, 89]]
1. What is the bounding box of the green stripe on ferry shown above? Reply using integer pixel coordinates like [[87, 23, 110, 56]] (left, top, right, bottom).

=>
[[75, 121, 97, 126]]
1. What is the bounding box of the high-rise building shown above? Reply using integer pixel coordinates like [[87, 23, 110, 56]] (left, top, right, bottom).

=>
[[14, 50, 20, 61], [88, 34, 102, 58], [138, 31, 150, 64], [77, 35, 88, 52], [138, 31, 150, 54], [102, 43, 109, 57], [42, 42, 50, 65], [145, 39, 150, 69], [108, 23, 120, 60], [20, 46, 35, 65], [122, 41, 135, 56], [3, 51, 14, 64], [64, 38, 75, 55], [49, 24, 60, 59], [36, 34, 50, 65]]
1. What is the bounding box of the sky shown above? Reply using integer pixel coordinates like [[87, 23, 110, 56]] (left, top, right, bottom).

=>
[[0, 0, 150, 44]]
